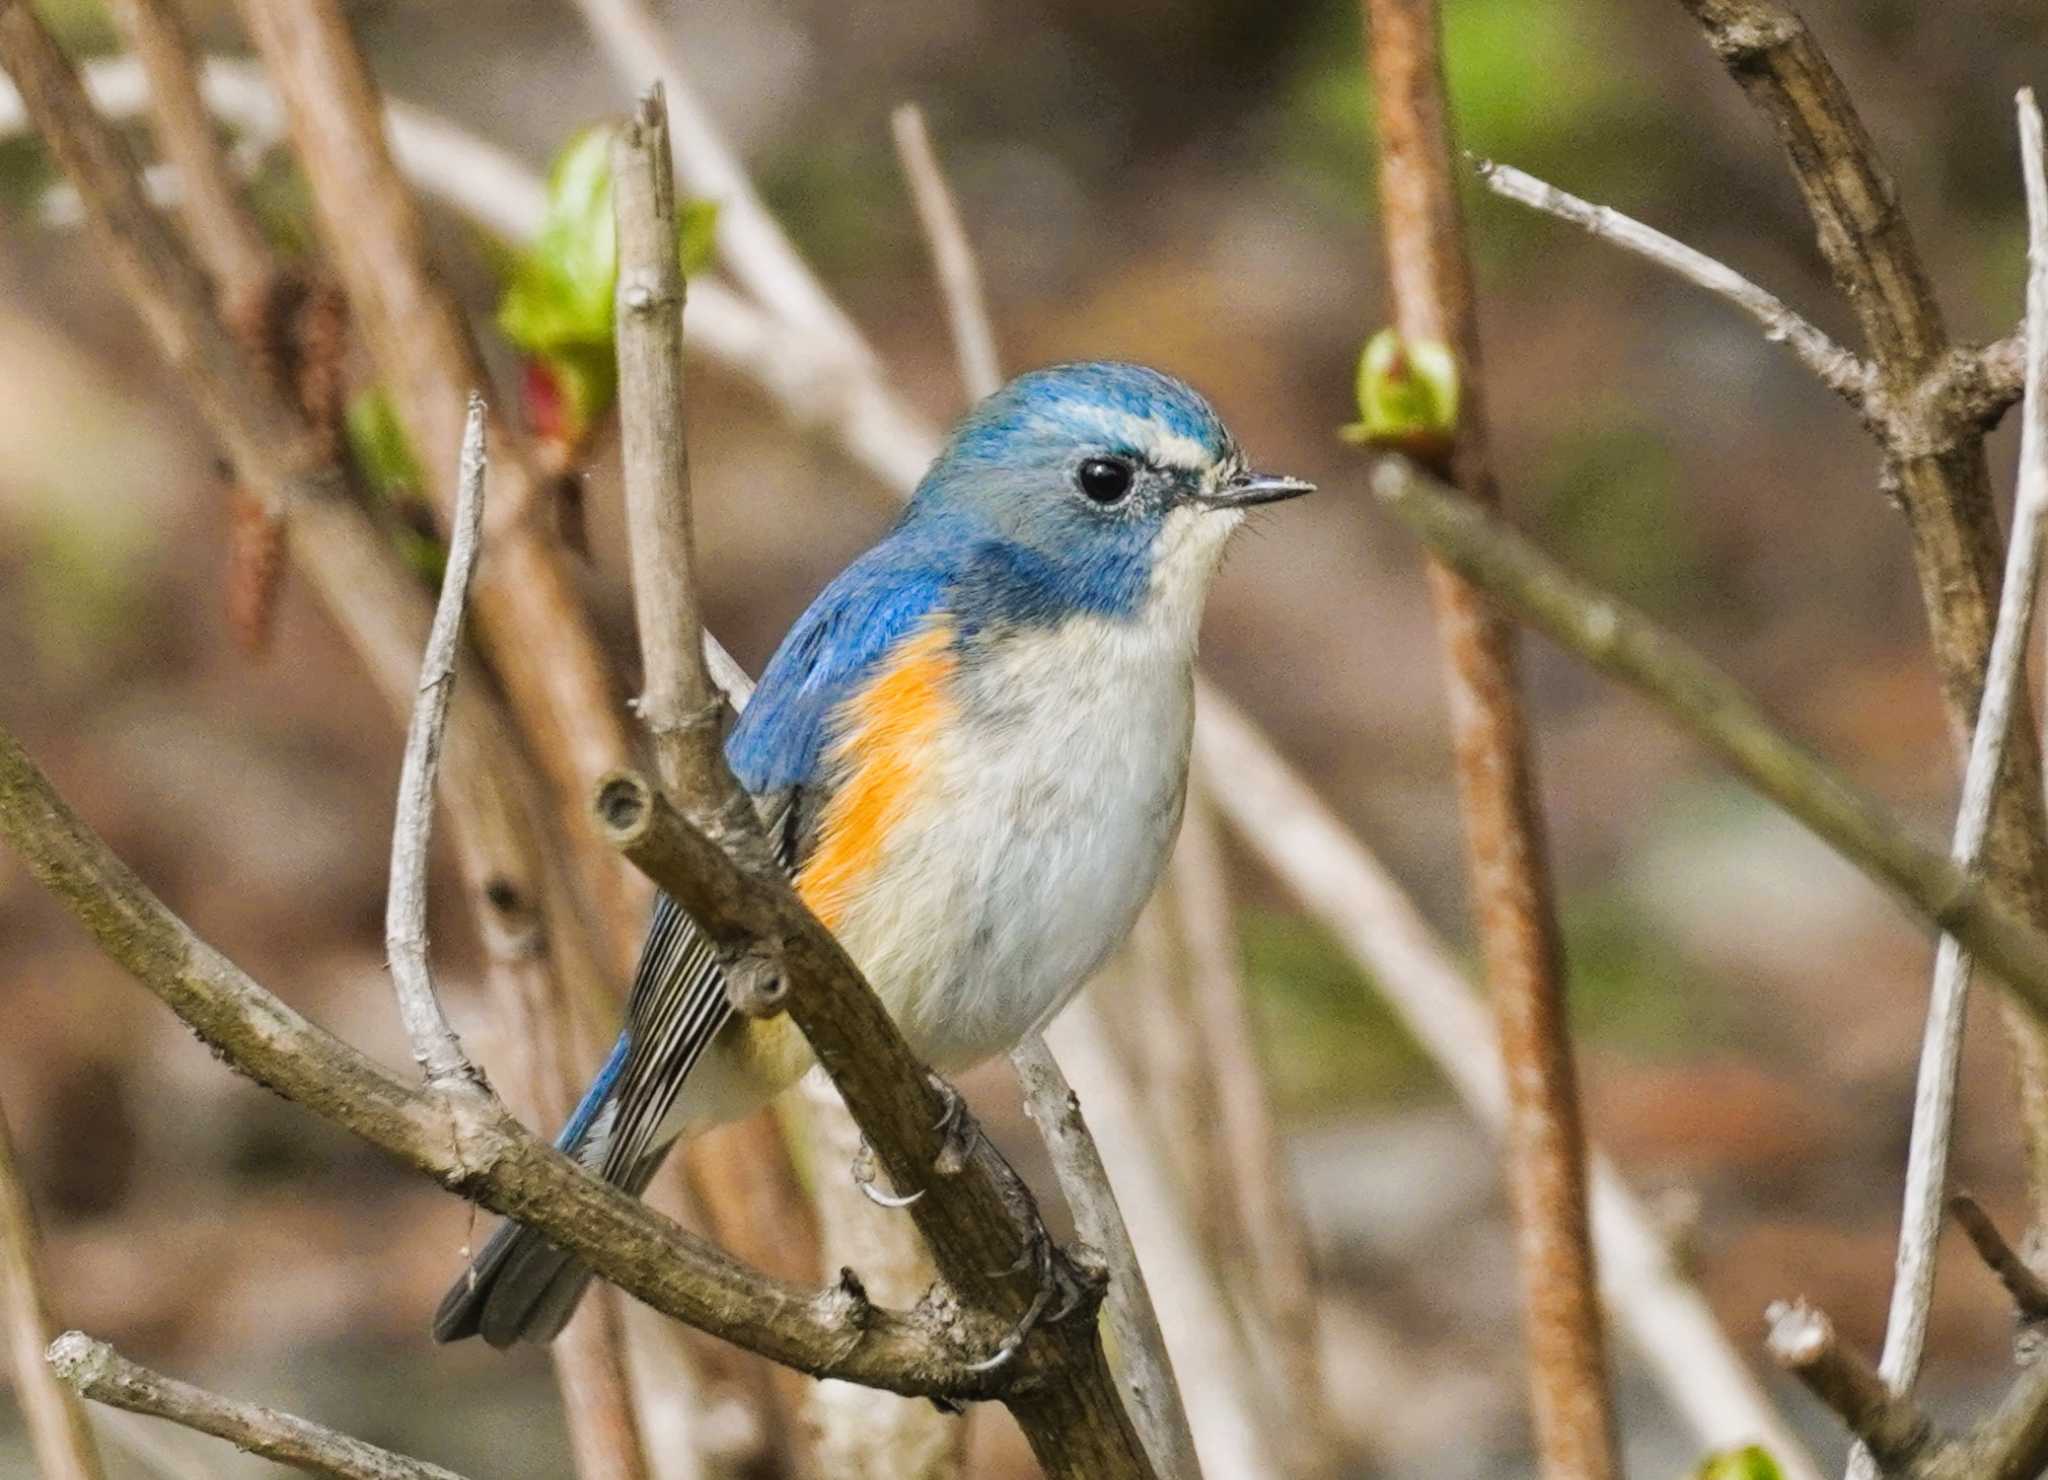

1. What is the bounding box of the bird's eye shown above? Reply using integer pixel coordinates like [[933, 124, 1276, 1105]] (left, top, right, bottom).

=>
[[1076, 457, 1134, 503]]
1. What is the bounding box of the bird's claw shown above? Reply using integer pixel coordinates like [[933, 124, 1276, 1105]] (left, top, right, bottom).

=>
[[929, 1073, 979, 1175], [851, 1138, 925, 1208], [964, 1215, 1102, 1374]]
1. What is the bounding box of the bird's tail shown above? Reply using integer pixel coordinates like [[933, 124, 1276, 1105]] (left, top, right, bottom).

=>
[[432, 1147, 664, 1346]]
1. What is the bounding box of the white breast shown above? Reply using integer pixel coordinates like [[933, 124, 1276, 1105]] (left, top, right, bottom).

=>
[[827, 614, 1193, 1072]]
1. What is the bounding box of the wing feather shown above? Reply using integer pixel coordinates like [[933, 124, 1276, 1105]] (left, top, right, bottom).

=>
[[572, 542, 953, 1181]]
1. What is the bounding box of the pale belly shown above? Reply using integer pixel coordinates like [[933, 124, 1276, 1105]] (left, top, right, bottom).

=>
[[671, 620, 1196, 1131]]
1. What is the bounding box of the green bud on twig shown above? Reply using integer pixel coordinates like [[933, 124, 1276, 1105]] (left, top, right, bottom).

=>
[[1342, 327, 1460, 464]]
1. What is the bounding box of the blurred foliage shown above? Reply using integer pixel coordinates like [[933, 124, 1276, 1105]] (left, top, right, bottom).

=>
[[1282, 0, 1660, 233], [1563, 885, 1734, 1055], [1691, 1446, 1784, 1480], [243, 146, 325, 262], [343, 386, 444, 584], [1242, 908, 1437, 1115], [17, 484, 156, 679], [30, 0, 115, 53], [494, 125, 716, 447], [1537, 411, 1705, 606], [1244, 875, 1722, 1117]]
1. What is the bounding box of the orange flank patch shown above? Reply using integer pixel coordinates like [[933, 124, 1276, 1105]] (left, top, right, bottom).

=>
[[796, 621, 957, 930]]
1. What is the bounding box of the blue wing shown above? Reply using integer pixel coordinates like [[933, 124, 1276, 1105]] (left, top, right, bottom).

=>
[[566, 534, 954, 1185]]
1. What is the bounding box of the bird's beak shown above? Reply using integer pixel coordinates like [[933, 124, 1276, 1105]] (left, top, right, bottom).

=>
[[1194, 470, 1317, 509]]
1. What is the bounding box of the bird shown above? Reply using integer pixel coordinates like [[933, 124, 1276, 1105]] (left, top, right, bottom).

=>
[[433, 360, 1311, 1347]]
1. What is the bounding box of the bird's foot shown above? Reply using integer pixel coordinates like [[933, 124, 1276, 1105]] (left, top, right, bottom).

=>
[[963, 1220, 1104, 1375]]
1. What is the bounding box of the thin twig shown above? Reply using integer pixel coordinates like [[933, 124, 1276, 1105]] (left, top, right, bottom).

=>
[[1948, 1193, 2048, 1323], [1471, 157, 1871, 407], [611, 84, 729, 812], [1765, 1303, 1932, 1471], [386, 392, 490, 1089], [1169, 786, 1336, 1476], [1042, 1003, 1284, 1480], [1367, 452, 2048, 1025], [1014, 1034, 1204, 1480], [890, 103, 1002, 401], [1362, 2, 1615, 1472], [46, 1333, 470, 1480], [1677, 0, 2048, 1234], [566, 0, 867, 357], [0, 1102, 105, 1480], [1855, 85, 2048, 1480]]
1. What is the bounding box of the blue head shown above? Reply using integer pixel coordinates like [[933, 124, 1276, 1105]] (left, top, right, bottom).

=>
[[903, 362, 1311, 634]]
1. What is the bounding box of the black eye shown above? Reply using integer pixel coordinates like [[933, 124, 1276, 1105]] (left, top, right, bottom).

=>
[[1076, 457, 1134, 503]]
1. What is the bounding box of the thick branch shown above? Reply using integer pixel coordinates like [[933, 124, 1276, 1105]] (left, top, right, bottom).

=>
[[1362, 1, 1615, 1472], [1472, 157, 1871, 406], [0, 1106, 105, 1480], [47, 1333, 469, 1480], [1367, 453, 2048, 1024]]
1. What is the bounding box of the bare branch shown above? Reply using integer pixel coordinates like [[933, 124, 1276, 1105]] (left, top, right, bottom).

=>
[[1472, 156, 1871, 406], [890, 103, 1002, 402], [0, 1104, 105, 1480], [105, 0, 271, 304], [1766, 1303, 1932, 1471], [1367, 452, 2048, 1024], [1677, 0, 2048, 1228], [1857, 85, 2048, 1480], [1169, 786, 1335, 1474], [1949, 1194, 2048, 1324], [1362, 2, 1614, 1472], [386, 392, 491, 1089], [46, 1333, 469, 1480], [1013, 1034, 1202, 1480], [611, 85, 728, 811], [1045, 1003, 1287, 1480]]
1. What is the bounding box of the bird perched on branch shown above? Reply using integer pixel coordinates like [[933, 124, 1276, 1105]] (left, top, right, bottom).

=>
[[434, 361, 1311, 1346]]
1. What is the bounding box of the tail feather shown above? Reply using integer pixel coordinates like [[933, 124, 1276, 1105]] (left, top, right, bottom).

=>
[[432, 1219, 593, 1347], [433, 1147, 666, 1347]]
